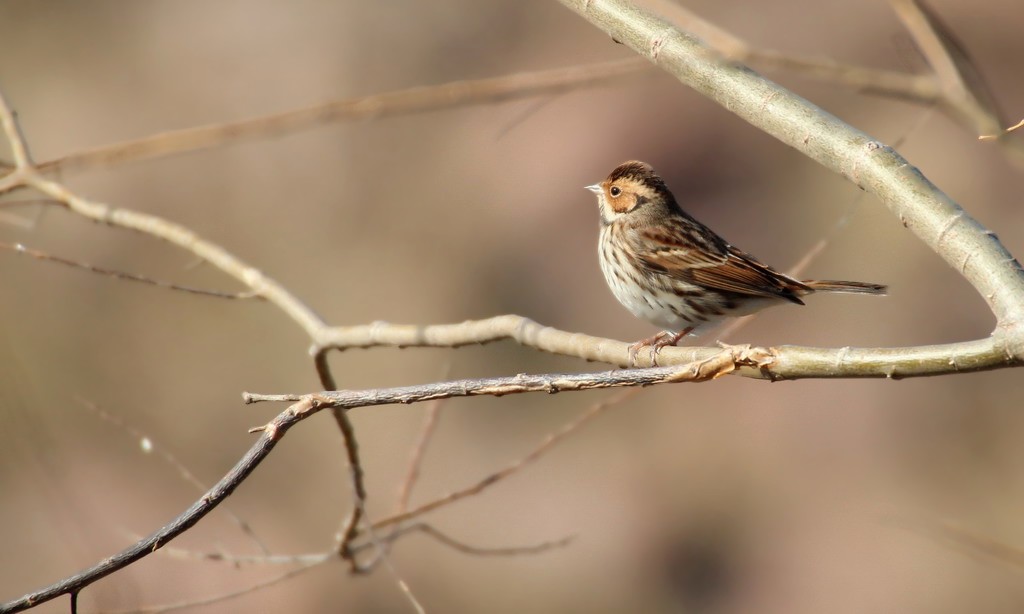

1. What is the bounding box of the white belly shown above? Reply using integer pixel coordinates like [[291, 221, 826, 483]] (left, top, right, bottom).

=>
[[598, 232, 700, 330]]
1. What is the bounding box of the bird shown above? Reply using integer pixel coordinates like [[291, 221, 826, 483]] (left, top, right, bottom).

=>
[[586, 160, 886, 363]]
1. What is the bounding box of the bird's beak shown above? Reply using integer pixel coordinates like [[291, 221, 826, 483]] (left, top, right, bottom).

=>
[[585, 184, 602, 194]]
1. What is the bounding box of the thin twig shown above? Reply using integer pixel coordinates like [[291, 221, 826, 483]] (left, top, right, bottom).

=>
[[78, 399, 270, 555], [118, 560, 328, 614], [369, 387, 641, 531], [370, 523, 576, 557], [653, 0, 942, 104], [0, 211, 34, 229], [35, 58, 652, 176], [0, 242, 260, 300], [155, 546, 331, 567], [0, 395, 313, 614], [0, 90, 31, 169], [395, 398, 445, 515], [979, 118, 1024, 141], [888, 0, 1002, 134], [887, 516, 1024, 572]]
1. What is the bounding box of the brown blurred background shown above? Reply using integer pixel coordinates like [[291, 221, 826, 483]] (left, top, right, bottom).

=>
[[2, 0, 1024, 612]]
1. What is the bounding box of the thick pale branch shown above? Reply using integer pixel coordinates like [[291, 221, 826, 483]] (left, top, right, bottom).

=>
[[318, 316, 1019, 378]]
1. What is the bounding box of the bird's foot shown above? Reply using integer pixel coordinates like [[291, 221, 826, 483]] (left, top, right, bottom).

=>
[[627, 328, 694, 366]]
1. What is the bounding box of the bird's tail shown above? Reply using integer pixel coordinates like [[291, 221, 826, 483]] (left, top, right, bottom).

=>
[[803, 280, 887, 295]]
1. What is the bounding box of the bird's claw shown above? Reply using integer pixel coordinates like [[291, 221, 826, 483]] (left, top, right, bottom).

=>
[[627, 328, 694, 367]]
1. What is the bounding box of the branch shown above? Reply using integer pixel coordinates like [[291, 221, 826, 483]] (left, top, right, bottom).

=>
[[23, 9, 1010, 181], [653, 0, 942, 104], [889, 0, 1003, 135], [35, 58, 651, 176], [244, 348, 772, 413], [0, 242, 258, 299], [316, 316, 1018, 378]]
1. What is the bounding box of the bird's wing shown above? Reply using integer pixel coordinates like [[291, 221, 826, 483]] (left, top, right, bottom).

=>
[[636, 227, 807, 303]]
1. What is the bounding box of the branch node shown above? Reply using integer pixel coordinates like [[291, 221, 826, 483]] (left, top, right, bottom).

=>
[[649, 29, 672, 61]]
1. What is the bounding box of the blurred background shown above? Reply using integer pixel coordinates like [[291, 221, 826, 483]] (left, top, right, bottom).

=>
[[2, 0, 1024, 612]]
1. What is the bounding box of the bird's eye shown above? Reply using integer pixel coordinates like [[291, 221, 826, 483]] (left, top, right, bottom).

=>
[[609, 186, 621, 197]]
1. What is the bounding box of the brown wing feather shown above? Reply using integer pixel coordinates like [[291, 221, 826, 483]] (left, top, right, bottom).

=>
[[636, 227, 807, 304]]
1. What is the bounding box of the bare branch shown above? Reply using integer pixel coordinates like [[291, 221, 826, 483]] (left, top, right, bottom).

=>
[[395, 398, 444, 515], [889, 0, 1002, 134], [0, 90, 32, 169], [78, 399, 271, 556], [121, 561, 327, 614], [372, 523, 576, 557], [35, 58, 651, 176], [334, 410, 367, 569], [888, 516, 1024, 572], [244, 349, 773, 415], [979, 118, 1024, 141], [316, 316, 1018, 377], [0, 242, 259, 300], [653, 0, 942, 104]]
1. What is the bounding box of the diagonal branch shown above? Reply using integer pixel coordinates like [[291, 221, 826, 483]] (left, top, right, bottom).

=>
[[0, 241, 259, 299], [653, 0, 941, 104], [35, 58, 651, 176], [889, 0, 1002, 135]]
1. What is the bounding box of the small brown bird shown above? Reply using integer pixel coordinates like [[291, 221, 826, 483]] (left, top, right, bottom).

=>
[[586, 161, 886, 361]]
